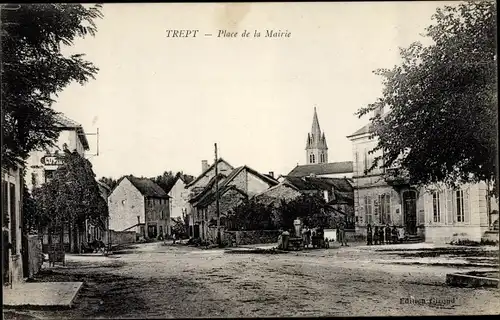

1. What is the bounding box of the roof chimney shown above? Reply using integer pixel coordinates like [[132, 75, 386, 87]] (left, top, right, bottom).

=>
[[268, 171, 274, 178], [201, 160, 209, 173]]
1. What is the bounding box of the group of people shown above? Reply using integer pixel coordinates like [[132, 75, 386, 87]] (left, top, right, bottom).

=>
[[366, 224, 403, 245]]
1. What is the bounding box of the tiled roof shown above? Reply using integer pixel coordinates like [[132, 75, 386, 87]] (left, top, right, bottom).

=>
[[283, 176, 353, 192], [196, 185, 247, 208], [252, 183, 302, 207], [192, 165, 278, 207], [54, 113, 90, 150], [186, 158, 234, 188], [127, 176, 170, 199], [287, 161, 353, 177], [346, 123, 373, 138], [218, 165, 279, 190], [347, 110, 391, 138], [189, 173, 227, 203]]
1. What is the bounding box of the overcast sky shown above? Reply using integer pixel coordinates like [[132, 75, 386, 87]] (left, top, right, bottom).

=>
[[53, 2, 457, 179]]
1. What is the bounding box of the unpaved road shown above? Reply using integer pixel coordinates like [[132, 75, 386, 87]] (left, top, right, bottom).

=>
[[4, 242, 500, 318]]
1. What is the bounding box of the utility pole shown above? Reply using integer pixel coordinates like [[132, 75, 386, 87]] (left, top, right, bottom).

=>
[[214, 143, 221, 246]]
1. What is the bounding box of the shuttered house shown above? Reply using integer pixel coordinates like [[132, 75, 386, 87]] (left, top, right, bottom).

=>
[[108, 176, 171, 240], [347, 106, 497, 244]]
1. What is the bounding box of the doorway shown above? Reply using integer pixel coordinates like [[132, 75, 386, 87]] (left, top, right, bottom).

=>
[[147, 225, 157, 239], [403, 190, 417, 235]]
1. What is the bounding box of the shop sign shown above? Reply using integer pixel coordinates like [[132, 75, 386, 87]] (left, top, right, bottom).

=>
[[41, 155, 65, 166]]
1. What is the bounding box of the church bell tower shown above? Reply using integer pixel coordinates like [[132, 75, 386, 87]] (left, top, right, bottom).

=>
[[305, 107, 328, 164]]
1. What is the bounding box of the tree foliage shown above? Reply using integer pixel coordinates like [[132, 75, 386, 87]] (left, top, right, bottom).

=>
[[171, 216, 188, 238], [228, 194, 331, 231], [277, 194, 330, 230], [356, 1, 497, 192], [32, 150, 108, 229], [98, 176, 118, 190], [1, 4, 103, 168], [228, 199, 275, 231]]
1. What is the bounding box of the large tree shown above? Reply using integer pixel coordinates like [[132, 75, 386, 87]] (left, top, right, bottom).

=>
[[1, 4, 103, 168], [356, 1, 497, 194], [32, 150, 108, 252]]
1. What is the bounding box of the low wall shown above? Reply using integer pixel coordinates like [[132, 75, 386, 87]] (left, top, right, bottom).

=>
[[482, 231, 499, 243], [224, 230, 281, 246], [27, 235, 43, 279], [425, 225, 484, 244], [110, 230, 136, 245]]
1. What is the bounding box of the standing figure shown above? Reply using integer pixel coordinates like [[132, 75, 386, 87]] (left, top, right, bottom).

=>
[[282, 229, 290, 250], [366, 224, 373, 245], [391, 225, 398, 244], [385, 224, 391, 244], [339, 221, 348, 247], [305, 228, 312, 248], [378, 225, 385, 245], [373, 226, 379, 245]]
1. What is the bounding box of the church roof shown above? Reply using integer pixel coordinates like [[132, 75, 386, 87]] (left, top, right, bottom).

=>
[[287, 161, 353, 177], [306, 107, 328, 150], [311, 106, 321, 135]]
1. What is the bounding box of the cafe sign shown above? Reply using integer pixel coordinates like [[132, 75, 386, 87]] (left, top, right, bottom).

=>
[[40, 155, 65, 166]]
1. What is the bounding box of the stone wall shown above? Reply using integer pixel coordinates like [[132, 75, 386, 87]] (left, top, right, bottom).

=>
[[110, 230, 136, 245], [108, 178, 145, 231], [224, 230, 281, 246]]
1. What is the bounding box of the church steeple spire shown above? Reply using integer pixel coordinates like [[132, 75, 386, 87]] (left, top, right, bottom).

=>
[[305, 106, 328, 164], [311, 106, 321, 136]]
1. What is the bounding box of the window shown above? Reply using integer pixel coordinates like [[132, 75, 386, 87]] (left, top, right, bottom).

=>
[[2, 181, 8, 229], [31, 172, 38, 187], [354, 151, 359, 175], [10, 182, 17, 254], [45, 170, 55, 183], [432, 192, 441, 222], [377, 194, 391, 224], [456, 190, 464, 222], [364, 196, 373, 224], [311, 154, 315, 163], [364, 151, 368, 174]]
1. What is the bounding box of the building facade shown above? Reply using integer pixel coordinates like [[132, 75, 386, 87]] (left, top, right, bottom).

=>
[[25, 114, 90, 192], [190, 164, 279, 241], [2, 164, 24, 285], [108, 176, 170, 240], [347, 110, 496, 243], [167, 174, 191, 219], [185, 159, 234, 238]]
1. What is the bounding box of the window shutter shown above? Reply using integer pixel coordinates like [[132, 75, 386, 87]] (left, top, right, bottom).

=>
[[446, 190, 454, 225], [438, 191, 445, 223], [464, 188, 470, 224], [424, 192, 431, 224]]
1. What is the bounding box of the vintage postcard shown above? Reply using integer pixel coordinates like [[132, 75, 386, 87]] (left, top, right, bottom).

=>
[[1, 1, 498, 318]]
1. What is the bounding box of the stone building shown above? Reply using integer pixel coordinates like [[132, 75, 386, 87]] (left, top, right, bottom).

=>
[[189, 165, 279, 241], [25, 113, 90, 192], [347, 107, 497, 243], [108, 176, 170, 240], [165, 173, 193, 219], [185, 159, 234, 238]]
